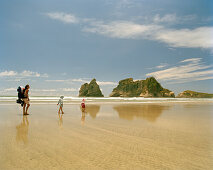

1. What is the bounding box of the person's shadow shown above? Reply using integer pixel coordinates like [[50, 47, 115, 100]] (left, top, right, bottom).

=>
[[16, 116, 29, 144]]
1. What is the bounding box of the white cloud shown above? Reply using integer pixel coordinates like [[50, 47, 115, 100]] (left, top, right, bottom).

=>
[[3, 88, 17, 91], [153, 14, 196, 24], [46, 78, 88, 83], [21, 70, 48, 77], [42, 89, 57, 92], [156, 63, 168, 69], [168, 47, 176, 51], [0, 70, 48, 79], [45, 78, 116, 86], [180, 58, 201, 63], [84, 21, 213, 49], [62, 88, 77, 92], [146, 58, 213, 83], [155, 27, 213, 49], [0, 71, 17, 77], [6, 79, 22, 82], [32, 89, 57, 92], [83, 21, 162, 39], [32, 88, 77, 92], [44, 11, 212, 49], [71, 78, 117, 85], [71, 78, 89, 83], [97, 81, 117, 85], [1, 87, 78, 96], [45, 12, 78, 24], [153, 14, 177, 23], [46, 79, 68, 82]]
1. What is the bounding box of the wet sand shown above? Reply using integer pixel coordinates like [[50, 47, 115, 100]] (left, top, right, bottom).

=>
[[0, 103, 213, 169]]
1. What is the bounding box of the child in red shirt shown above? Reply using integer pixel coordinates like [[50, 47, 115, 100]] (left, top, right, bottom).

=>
[[81, 99, 85, 109]]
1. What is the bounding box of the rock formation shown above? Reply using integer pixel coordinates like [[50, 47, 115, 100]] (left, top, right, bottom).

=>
[[110, 77, 175, 97], [177, 90, 213, 98], [79, 79, 104, 97]]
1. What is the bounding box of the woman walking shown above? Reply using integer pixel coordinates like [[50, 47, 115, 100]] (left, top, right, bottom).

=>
[[23, 84, 30, 115]]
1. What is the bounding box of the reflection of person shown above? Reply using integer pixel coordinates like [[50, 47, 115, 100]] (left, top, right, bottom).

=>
[[16, 116, 29, 144], [23, 84, 30, 115], [58, 113, 63, 128], [81, 109, 86, 125], [57, 96, 64, 114]]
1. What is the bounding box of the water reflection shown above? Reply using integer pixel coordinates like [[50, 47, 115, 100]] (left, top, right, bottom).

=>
[[86, 105, 100, 119], [113, 104, 170, 122], [183, 103, 205, 108], [58, 113, 63, 128], [81, 109, 86, 125], [80, 105, 100, 125], [16, 116, 29, 144]]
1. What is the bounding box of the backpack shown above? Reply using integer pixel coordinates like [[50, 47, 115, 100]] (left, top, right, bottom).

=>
[[17, 86, 25, 99]]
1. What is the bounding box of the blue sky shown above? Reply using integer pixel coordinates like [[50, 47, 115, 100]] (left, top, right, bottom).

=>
[[0, 0, 213, 96]]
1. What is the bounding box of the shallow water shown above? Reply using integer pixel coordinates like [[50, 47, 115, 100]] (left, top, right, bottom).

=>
[[0, 103, 213, 169], [1, 96, 213, 104]]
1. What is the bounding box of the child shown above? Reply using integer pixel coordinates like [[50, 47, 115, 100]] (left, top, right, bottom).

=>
[[57, 96, 64, 114], [81, 99, 86, 111], [81, 99, 86, 125]]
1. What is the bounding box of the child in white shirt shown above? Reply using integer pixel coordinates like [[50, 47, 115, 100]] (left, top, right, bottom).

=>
[[57, 96, 64, 114]]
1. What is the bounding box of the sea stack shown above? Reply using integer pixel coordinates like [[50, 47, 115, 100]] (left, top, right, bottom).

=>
[[110, 77, 175, 97], [79, 79, 104, 97]]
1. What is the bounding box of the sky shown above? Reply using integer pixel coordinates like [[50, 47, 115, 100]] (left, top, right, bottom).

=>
[[0, 0, 213, 96]]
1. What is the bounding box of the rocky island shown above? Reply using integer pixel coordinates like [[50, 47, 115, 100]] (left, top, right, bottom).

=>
[[177, 90, 213, 98], [79, 79, 104, 97], [110, 77, 175, 97]]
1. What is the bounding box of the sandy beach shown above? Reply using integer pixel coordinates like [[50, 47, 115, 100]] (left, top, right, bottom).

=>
[[0, 101, 213, 169]]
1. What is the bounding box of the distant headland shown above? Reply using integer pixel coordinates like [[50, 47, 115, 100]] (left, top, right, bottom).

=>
[[177, 90, 213, 98]]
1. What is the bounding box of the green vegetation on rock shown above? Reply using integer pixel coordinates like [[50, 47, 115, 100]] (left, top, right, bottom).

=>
[[177, 90, 213, 98], [79, 79, 104, 97], [110, 77, 175, 97]]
